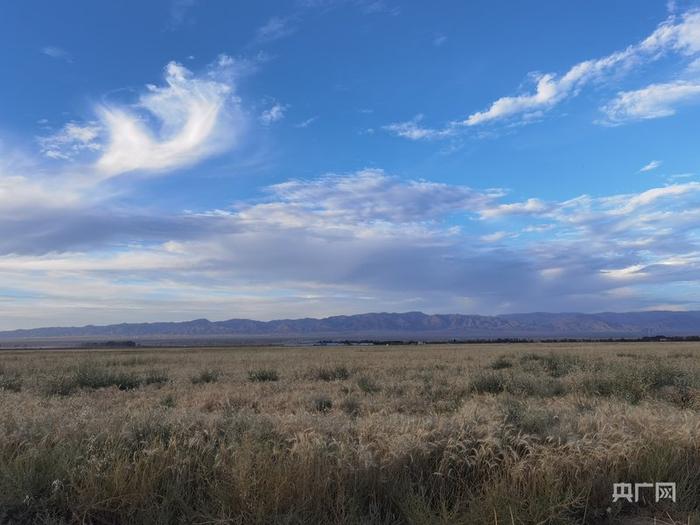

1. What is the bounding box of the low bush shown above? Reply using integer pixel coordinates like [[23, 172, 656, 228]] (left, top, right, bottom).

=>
[[313, 365, 350, 381], [143, 369, 169, 385], [505, 374, 567, 398], [312, 396, 333, 413], [500, 397, 560, 437], [0, 369, 22, 393], [160, 394, 177, 408], [340, 397, 361, 416], [74, 365, 141, 390], [469, 371, 505, 394], [191, 369, 220, 384], [248, 369, 279, 382], [489, 356, 513, 370], [43, 364, 163, 395], [356, 375, 380, 394]]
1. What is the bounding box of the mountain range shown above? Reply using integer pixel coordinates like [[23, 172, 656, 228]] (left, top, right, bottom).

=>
[[1, 311, 699, 342]]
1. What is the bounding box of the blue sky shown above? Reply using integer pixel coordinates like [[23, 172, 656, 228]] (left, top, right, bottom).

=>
[[1, 0, 700, 328]]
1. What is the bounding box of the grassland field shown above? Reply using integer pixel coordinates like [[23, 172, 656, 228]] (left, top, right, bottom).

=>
[[1, 342, 699, 524]]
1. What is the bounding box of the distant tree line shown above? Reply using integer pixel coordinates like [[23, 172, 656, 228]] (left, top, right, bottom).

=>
[[316, 335, 700, 346], [80, 340, 138, 348]]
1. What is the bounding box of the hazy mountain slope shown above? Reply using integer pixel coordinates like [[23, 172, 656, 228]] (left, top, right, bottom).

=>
[[1, 311, 699, 340]]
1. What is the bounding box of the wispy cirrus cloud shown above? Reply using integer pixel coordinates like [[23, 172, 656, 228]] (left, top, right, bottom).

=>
[[41, 46, 72, 63], [0, 55, 249, 260], [38, 122, 102, 160], [167, 0, 197, 30], [433, 34, 447, 47], [463, 9, 700, 127], [297, 0, 398, 15], [259, 102, 287, 125], [383, 115, 456, 140], [35, 56, 245, 179], [96, 58, 243, 177], [252, 16, 297, 45], [385, 8, 700, 140], [600, 81, 700, 124], [295, 116, 318, 128], [640, 160, 663, 172]]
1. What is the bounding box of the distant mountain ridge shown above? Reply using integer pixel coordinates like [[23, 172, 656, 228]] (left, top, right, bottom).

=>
[[1, 311, 700, 340]]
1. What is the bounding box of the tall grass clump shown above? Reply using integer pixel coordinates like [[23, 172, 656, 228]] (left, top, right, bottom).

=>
[[43, 364, 164, 395], [143, 369, 169, 385], [499, 396, 560, 436], [312, 396, 333, 412], [191, 369, 220, 384], [356, 375, 380, 394], [248, 369, 279, 382], [489, 356, 513, 369], [312, 365, 350, 381], [0, 367, 22, 393], [469, 371, 505, 394]]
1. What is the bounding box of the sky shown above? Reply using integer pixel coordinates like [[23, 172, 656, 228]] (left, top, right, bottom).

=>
[[1, 0, 700, 329]]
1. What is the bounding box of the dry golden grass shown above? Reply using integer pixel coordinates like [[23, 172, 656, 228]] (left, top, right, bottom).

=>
[[1, 342, 699, 524]]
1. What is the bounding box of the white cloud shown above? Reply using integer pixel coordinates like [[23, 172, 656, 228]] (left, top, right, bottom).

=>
[[95, 59, 241, 177], [481, 182, 700, 222], [480, 198, 550, 219], [167, 0, 197, 30], [610, 182, 700, 214], [433, 34, 447, 47], [260, 103, 287, 125], [253, 16, 296, 45], [383, 115, 455, 140], [640, 160, 663, 172], [601, 81, 700, 124], [41, 46, 72, 62], [260, 168, 502, 223], [480, 231, 509, 242], [0, 56, 249, 257], [462, 9, 700, 127], [38, 122, 102, 160], [295, 116, 318, 128], [0, 174, 81, 213]]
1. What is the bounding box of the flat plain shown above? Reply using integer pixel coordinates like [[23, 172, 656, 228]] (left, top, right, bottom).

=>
[[1, 342, 699, 524]]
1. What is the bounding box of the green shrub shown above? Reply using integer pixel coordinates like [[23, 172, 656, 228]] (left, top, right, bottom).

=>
[[641, 362, 687, 390], [74, 365, 141, 391], [542, 354, 580, 377], [0, 373, 22, 393], [143, 369, 169, 385], [44, 365, 158, 395], [160, 394, 177, 408], [505, 374, 567, 397], [581, 375, 617, 398], [356, 375, 380, 394], [312, 396, 333, 413], [582, 368, 646, 404], [501, 397, 559, 436], [469, 371, 505, 394], [248, 369, 279, 382], [519, 352, 544, 363], [192, 369, 220, 384], [313, 365, 350, 381], [489, 356, 513, 370], [44, 375, 78, 396], [340, 397, 361, 416]]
